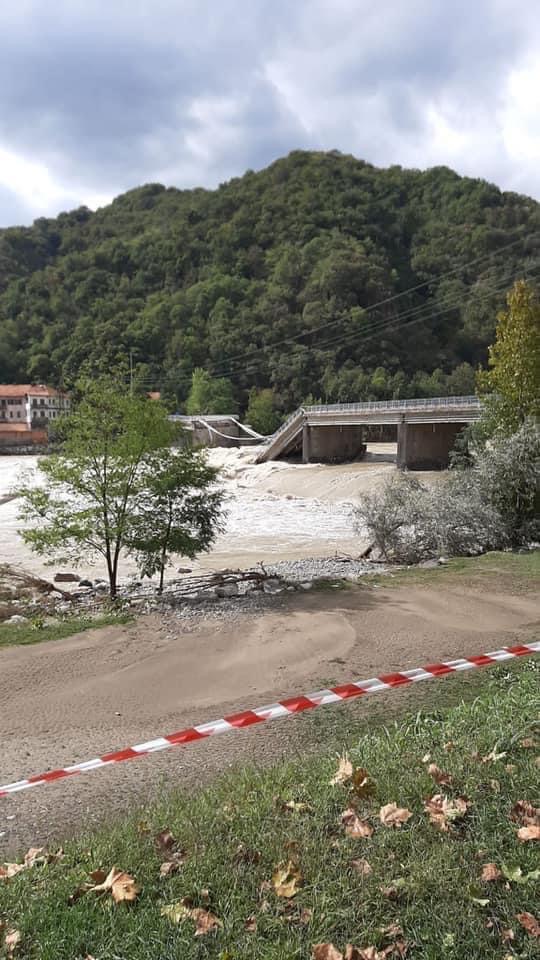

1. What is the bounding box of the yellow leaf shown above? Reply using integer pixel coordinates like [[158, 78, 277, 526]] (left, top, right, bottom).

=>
[[272, 860, 303, 897], [379, 803, 412, 828]]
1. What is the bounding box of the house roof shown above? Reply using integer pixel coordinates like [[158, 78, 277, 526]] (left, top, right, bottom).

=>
[[0, 384, 67, 399]]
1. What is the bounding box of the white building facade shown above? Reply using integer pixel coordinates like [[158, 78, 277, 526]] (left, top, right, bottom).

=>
[[0, 385, 71, 426]]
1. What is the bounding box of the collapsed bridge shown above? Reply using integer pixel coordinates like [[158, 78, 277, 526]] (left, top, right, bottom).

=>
[[173, 396, 482, 470], [256, 396, 482, 469]]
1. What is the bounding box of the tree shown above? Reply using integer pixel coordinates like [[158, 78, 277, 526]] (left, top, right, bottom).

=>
[[185, 368, 237, 415], [245, 387, 281, 435], [126, 448, 224, 592], [477, 279, 540, 434], [19, 379, 178, 598]]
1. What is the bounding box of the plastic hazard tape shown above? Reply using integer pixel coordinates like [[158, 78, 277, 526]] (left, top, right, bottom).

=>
[[1, 640, 538, 798]]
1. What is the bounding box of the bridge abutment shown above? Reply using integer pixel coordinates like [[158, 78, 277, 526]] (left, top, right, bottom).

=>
[[397, 421, 466, 470], [302, 424, 366, 464]]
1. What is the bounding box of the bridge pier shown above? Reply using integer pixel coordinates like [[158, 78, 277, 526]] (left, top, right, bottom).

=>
[[302, 424, 366, 464], [397, 421, 466, 470]]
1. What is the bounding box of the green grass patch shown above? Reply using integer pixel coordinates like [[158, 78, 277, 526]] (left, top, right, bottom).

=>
[[1, 659, 539, 959], [0, 613, 133, 648], [365, 549, 540, 589]]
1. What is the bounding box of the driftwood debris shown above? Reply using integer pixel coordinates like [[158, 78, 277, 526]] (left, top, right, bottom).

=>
[[124, 568, 285, 603]]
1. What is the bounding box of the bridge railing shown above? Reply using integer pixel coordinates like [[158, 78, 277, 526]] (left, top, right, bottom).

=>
[[305, 396, 480, 414]]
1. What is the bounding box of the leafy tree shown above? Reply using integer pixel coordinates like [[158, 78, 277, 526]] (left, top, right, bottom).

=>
[[19, 380, 178, 598], [477, 279, 540, 434], [245, 388, 281, 435], [126, 448, 224, 592], [185, 368, 237, 415]]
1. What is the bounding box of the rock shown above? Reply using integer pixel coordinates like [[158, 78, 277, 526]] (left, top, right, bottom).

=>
[[50, 590, 64, 600], [216, 583, 239, 598], [299, 581, 313, 590], [94, 583, 109, 593], [263, 578, 283, 594], [418, 559, 439, 569], [78, 579, 93, 588], [4, 614, 29, 624], [177, 566, 193, 574], [54, 572, 80, 583]]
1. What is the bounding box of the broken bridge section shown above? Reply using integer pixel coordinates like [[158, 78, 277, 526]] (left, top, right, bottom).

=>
[[256, 396, 482, 468]]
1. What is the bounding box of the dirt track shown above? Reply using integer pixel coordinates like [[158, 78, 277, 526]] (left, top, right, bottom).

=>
[[1, 578, 539, 854]]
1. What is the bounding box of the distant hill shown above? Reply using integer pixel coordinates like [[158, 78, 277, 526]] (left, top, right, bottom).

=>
[[0, 150, 539, 411]]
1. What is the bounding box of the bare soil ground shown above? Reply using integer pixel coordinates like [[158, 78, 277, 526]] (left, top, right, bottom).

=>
[[1, 571, 539, 855]]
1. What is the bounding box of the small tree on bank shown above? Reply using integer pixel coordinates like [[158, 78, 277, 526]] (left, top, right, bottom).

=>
[[125, 448, 224, 592], [19, 380, 223, 597]]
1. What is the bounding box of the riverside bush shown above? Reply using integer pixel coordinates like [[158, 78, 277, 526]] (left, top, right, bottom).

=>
[[356, 422, 539, 563]]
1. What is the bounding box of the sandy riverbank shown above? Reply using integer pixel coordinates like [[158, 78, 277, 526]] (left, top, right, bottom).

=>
[[1, 565, 538, 854]]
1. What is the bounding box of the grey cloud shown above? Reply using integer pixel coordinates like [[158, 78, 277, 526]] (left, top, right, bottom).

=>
[[0, 0, 538, 226]]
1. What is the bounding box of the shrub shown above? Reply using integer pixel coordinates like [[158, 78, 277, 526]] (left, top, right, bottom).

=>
[[355, 423, 539, 563]]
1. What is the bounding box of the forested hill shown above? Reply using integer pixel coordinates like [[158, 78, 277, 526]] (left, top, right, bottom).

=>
[[1, 150, 539, 412]]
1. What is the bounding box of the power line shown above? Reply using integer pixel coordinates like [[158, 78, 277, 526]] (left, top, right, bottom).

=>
[[196, 231, 538, 378], [130, 256, 539, 388]]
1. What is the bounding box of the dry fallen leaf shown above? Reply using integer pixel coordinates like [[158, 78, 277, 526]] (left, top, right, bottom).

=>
[[88, 866, 140, 903], [161, 900, 222, 935], [155, 829, 177, 853], [351, 858, 372, 876], [330, 755, 354, 786], [424, 794, 470, 831], [244, 915, 257, 933], [313, 945, 343, 960], [517, 824, 540, 841], [234, 843, 261, 865], [379, 803, 412, 828], [159, 861, 180, 878], [0, 863, 26, 881], [427, 763, 453, 786], [516, 911, 540, 938], [510, 800, 539, 825], [501, 928, 515, 944], [272, 860, 303, 897], [351, 768, 376, 799], [341, 809, 374, 838], [519, 737, 536, 748], [481, 863, 502, 882], [4, 929, 21, 956]]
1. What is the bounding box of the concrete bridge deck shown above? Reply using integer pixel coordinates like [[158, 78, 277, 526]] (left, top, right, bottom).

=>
[[256, 396, 482, 469]]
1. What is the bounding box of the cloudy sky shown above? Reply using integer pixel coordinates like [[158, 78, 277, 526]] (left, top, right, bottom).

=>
[[1, 0, 539, 226]]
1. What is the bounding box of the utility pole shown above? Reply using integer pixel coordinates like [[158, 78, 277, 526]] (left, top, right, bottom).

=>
[[129, 350, 134, 397]]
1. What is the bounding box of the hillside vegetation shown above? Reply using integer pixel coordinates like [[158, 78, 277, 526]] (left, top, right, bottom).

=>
[[1, 150, 539, 412]]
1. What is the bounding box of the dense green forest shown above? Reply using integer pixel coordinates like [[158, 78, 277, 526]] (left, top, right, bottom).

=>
[[0, 150, 539, 415]]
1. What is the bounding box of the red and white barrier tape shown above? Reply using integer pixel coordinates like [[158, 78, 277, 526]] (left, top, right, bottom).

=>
[[1, 640, 538, 798]]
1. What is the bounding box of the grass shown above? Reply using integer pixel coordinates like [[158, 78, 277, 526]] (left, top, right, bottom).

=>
[[1, 660, 539, 959], [0, 613, 133, 648], [364, 549, 540, 589]]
